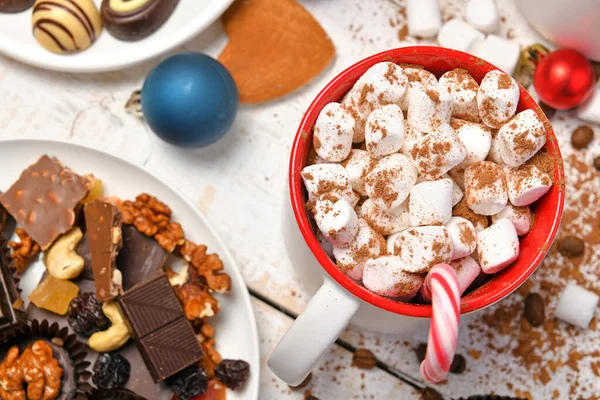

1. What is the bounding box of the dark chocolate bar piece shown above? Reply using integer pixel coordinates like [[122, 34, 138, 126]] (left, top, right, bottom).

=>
[[0, 202, 15, 241], [0, 155, 91, 250], [138, 317, 204, 382], [118, 225, 168, 291], [0, 239, 23, 334], [84, 200, 123, 302], [118, 273, 202, 383], [118, 274, 182, 338]]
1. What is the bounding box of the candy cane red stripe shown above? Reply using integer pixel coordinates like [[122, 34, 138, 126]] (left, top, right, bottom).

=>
[[419, 264, 461, 383]]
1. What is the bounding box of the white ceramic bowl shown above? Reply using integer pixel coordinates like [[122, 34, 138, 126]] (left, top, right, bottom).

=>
[[0, 0, 233, 73]]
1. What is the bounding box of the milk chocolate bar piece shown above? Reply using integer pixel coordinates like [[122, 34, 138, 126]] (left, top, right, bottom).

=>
[[118, 225, 168, 291], [84, 200, 123, 302], [118, 273, 203, 382], [0, 155, 92, 250], [0, 239, 23, 334]]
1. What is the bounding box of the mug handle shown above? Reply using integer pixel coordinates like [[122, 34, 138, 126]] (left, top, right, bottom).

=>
[[268, 277, 360, 386]]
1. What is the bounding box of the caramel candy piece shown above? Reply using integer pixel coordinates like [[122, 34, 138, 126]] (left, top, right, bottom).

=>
[[84, 200, 123, 302], [82, 178, 103, 204], [32, 0, 102, 54], [0, 155, 92, 250], [29, 275, 80, 315]]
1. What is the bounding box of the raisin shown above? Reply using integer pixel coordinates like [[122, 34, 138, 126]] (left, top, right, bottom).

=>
[[92, 353, 131, 389], [167, 365, 208, 400], [88, 388, 145, 400], [66, 292, 110, 337], [214, 359, 250, 390]]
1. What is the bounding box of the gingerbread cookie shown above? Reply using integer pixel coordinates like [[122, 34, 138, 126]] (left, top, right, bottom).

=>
[[101, 0, 179, 41]]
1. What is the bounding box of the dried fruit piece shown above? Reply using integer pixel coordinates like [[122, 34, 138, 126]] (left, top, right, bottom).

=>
[[82, 179, 103, 204], [29, 275, 80, 315], [66, 292, 110, 337], [352, 348, 377, 369], [92, 353, 131, 389], [524, 292, 545, 327], [450, 354, 466, 373], [214, 359, 250, 390], [167, 365, 208, 400], [415, 343, 427, 363], [594, 155, 600, 172]]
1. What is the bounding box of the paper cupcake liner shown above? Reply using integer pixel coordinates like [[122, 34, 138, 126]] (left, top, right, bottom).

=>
[[1, 319, 93, 400], [88, 387, 147, 400], [0, 238, 25, 342]]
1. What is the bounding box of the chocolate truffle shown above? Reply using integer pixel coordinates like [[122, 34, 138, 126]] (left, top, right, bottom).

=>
[[101, 0, 179, 41], [31, 0, 102, 54], [0, 0, 34, 13]]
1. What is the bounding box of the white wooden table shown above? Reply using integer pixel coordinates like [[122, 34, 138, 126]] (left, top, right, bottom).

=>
[[1, 1, 599, 399]]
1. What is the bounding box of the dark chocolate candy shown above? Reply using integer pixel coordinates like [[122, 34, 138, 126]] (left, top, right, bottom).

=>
[[0, 0, 34, 13], [118, 274, 202, 383], [0, 155, 91, 250], [0, 239, 23, 335], [118, 225, 168, 291], [84, 200, 123, 302], [101, 0, 179, 41], [0, 202, 16, 241]]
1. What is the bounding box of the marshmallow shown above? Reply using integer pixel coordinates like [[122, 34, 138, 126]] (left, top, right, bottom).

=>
[[313, 103, 355, 162], [505, 164, 552, 206], [408, 84, 453, 133], [363, 256, 425, 297], [342, 62, 408, 142], [316, 229, 334, 259], [446, 174, 464, 206], [439, 69, 481, 122], [477, 70, 520, 129], [341, 149, 375, 196], [360, 199, 410, 235], [472, 35, 521, 75], [348, 190, 361, 208], [554, 284, 599, 329], [486, 130, 504, 165], [452, 198, 490, 233], [400, 123, 425, 157], [465, 0, 500, 34], [477, 218, 519, 274], [451, 118, 492, 168], [437, 18, 485, 53], [399, 67, 438, 111], [577, 85, 600, 125], [364, 154, 418, 211], [365, 104, 405, 158], [313, 193, 359, 248], [307, 147, 328, 166], [406, 0, 442, 38], [445, 216, 477, 260], [389, 226, 453, 273], [498, 109, 546, 167], [464, 161, 508, 215], [301, 164, 354, 203], [386, 231, 402, 255], [491, 204, 531, 236], [333, 219, 386, 281], [409, 179, 453, 226], [448, 166, 466, 190], [451, 256, 482, 295], [409, 123, 467, 180]]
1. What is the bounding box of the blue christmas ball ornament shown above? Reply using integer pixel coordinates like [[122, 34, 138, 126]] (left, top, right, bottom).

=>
[[141, 52, 238, 148]]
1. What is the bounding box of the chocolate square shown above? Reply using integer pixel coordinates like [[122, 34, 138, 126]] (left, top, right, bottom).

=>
[[0, 155, 91, 250], [118, 225, 168, 291], [118, 274, 183, 339], [138, 317, 204, 382], [84, 200, 123, 302]]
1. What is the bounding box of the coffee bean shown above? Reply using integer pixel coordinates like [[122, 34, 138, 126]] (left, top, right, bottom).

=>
[[524, 293, 545, 327], [289, 373, 312, 390], [352, 348, 377, 369], [421, 387, 444, 400], [539, 101, 556, 120], [571, 125, 594, 149], [594, 156, 600, 172], [450, 354, 466, 373], [558, 236, 585, 258], [415, 343, 427, 363]]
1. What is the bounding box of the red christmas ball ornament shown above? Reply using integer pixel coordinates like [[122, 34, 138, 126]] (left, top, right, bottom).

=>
[[533, 48, 596, 110]]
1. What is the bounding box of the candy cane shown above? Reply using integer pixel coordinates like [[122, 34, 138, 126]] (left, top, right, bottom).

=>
[[420, 264, 461, 383]]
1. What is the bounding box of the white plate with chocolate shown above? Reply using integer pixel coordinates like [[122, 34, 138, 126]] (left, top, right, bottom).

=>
[[0, 0, 234, 73], [0, 138, 259, 400]]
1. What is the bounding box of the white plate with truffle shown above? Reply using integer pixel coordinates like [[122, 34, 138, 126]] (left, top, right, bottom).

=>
[[0, 138, 260, 399], [0, 0, 234, 73]]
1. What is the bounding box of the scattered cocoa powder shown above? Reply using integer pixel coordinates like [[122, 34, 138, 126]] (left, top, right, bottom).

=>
[[497, 72, 513, 90]]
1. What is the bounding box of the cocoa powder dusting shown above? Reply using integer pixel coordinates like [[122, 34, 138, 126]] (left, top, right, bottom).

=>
[[425, 89, 441, 104], [497, 73, 513, 90], [453, 198, 489, 230]]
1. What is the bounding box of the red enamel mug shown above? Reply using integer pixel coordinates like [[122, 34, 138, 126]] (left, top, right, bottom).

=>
[[269, 46, 565, 386]]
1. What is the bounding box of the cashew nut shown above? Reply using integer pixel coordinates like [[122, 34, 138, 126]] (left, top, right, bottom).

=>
[[89, 301, 131, 352], [44, 227, 84, 280]]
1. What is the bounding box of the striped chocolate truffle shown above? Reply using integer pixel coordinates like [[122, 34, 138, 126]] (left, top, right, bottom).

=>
[[101, 0, 179, 42], [32, 0, 102, 54]]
